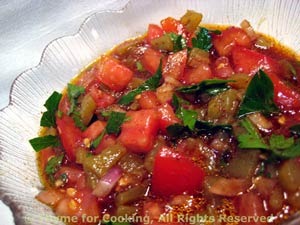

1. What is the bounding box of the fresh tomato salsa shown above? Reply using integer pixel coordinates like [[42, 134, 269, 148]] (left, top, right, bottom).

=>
[[30, 11, 300, 225]]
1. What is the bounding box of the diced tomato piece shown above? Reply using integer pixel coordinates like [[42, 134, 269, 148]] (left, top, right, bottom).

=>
[[39, 147, 56, 171], [213, 27, 252, 56], [94, 135, 117, 154], [138, 91, 160, 109], [214, 56, 234, 78], [157, 103, 180, 133], [147, 24, 164, 43], [232, 47, 300, 109], [141, 48, 164, 74], [96, 57, 133, 91], [82, 121, 106, 141], [161, 17, 185, 35], [56, 115, 83, 162], [118, 109, 159, 153], [152, 146, 205, 196], [267, 73, 300, 109], [236, 193, 266, 225], [163, 49, 188, 80], [55, 188, 100, 225], [56, 166, 85, 188], [181, 63, 212, 84], [88, 85, 115, 108], [231, 46, 280, 76]]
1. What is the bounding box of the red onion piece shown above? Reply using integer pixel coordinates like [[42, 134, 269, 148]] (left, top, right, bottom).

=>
[[92, 166, 122, 197]]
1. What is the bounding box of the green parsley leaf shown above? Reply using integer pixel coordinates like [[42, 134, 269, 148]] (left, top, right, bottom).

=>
[[45, 154, 64, 175], [238, 70, 279, 117], [192, 27, 213, 51], [106, 112, 127, 135], [237, 119, 269, 149], [136, 61, 145, 72], [169, 33, 187, 52], [40, 111, 56, 127], [29, 135, 61, 152], [238, 119, 300, 159], [67, 83, 85, 115], [118, 60, 162, 105], [166, 123, 192, 139], [272, 140, 300, 158], [91, 112, 127, 148], [269, 134, 294, 149], [177, 79, 234, 96], [210, 29, 221, 35], [44, 91, 62, 111], [72, 111, 86, 131], [91, 130, 106, 149], [290, 124, 300, 136], [172, 94, 197, 130], [40, 91, 62, 127]]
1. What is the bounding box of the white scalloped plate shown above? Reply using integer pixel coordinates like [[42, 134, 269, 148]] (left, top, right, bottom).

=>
[[1, 0, 300, 224]]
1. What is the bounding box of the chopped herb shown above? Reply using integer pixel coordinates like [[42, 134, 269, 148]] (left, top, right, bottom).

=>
[[91, 131, 106, 149], [91, 112, 127, 148], [269, 134, 294, 149], [209, 29, 221, 35], [238, 119, 300, 159], [118, 60, 162, 105], [106, 112, 127, 135], [272, 140, 300, 158], [177, 79, 234, 96], [290, 124, 300, 136], [136, 61, 145, 72], [44, 91, 62, 111], [72, 112, 86, 131], [45, 154, 64, 175], [29, 135, 61, 152], [238, 70, 279, 117], [169, 33, 187, 52], [172, 94, 197, 130], [40, 91, 62, 127], [237, 119, 269, 149], [67, 83, 85, 115], [192, 27, 213, 51]]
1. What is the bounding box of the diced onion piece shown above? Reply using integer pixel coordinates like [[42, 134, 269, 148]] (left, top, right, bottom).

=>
[[248, 112, 273, 131], [253, 176, 277, 197], [240, 19, 257, 41], [92, 166, 122, 197], [36, 190, 64, 207], [209, 177, 250, 196], [255, 36, 273, 49]]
